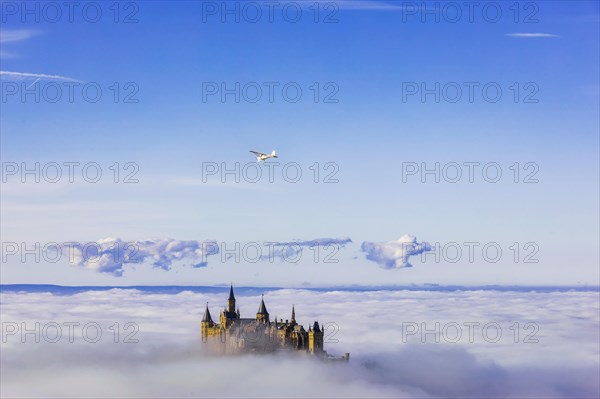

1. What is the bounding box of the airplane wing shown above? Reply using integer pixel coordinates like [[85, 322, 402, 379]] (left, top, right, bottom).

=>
[[250, 151, 266, 156]]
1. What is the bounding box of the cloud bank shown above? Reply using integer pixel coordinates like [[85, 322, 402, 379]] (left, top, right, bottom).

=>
[[257, 237, 353, 262], [6, 234, 432, 277], [361, 235, 431, 268], [63, 237, 353, 275], [1, 288, 597, 398], [64, 238, 219, 276]]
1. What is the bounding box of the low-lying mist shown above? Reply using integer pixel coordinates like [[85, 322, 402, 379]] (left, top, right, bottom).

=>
[[1, 288, 598, 398]]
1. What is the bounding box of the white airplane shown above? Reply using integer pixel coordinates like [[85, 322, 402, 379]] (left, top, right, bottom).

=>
[[250, 150, 278, 162]]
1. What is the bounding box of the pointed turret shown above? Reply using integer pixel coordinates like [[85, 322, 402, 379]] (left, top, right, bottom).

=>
[[291, 305, 296, 324], [256, 294, 270, 323], [202, 303, 213, 323], [201, 303, 214, 341], [227, 284, 236, 313], [313, 321, 321, 332], [257, 295, 268, 314]]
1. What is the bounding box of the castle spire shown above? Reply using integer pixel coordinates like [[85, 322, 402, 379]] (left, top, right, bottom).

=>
[[228, 283, 235, 300], [257, 294, 268, 315], [313, 321, 321, 332], [291, 305, 296, 323], [227, 284, 236, 313], [256, 294, 270, 323], [202, 302, 213, 323]]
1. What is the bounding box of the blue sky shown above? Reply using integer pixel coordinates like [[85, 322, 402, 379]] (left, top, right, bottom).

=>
[[1, 0, 598, 286]]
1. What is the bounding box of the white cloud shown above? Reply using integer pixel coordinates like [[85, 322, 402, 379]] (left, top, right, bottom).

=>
[[505, 33, 559, 38], [0, 29, 39, 43], [62, 237, 352, 275], [1, 288, 598, 397], [0, 30, 77, 78], [256, 237, 353, 262], [0, 29, 40, 59], [64, 238, 219, 276], [361, 235, 431, 269], [0, 71, 81, 82]]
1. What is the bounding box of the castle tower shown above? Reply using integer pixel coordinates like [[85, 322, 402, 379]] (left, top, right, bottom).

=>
[[227, 284, 236, 313], [256, 294, 270, 323], [201, 303, 214, 339], [308, 321, 324, 355], [290, 305, 296, 325]]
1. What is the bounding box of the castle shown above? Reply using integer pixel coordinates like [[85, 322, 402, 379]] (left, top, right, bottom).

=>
[[201, 285, 349, 361]]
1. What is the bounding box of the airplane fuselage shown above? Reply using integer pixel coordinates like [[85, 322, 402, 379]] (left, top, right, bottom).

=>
[[251, 150, 278, 162]]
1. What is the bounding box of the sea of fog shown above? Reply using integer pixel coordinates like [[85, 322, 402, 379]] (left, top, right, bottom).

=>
[[1, 285, 598, 398]]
